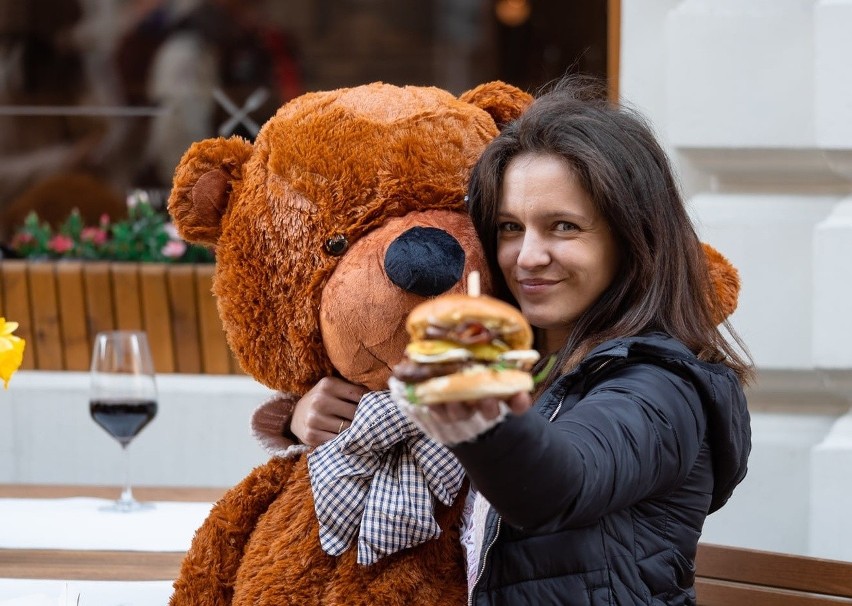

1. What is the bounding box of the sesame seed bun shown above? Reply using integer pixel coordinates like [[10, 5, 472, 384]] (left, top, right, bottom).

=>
[[411, 366, 534, 406], [406, 293, 532, 350]]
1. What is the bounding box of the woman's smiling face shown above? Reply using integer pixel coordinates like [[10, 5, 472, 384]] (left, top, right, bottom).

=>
[[497, 153, 620, 353]]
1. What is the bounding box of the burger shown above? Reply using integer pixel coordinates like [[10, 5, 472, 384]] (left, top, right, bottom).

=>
[[391, 292, 541, 405]]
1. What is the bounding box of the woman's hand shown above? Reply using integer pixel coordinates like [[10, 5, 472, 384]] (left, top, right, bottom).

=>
[[389, 377, 534, 446], [291, 377, 368, 447]]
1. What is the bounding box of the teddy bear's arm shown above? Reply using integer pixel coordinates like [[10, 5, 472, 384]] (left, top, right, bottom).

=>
[[170, 456, 299, 605], [251, 392, 309, 458]]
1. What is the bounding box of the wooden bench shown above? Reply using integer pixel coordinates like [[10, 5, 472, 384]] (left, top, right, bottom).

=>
[[696, 543, 852, 605]]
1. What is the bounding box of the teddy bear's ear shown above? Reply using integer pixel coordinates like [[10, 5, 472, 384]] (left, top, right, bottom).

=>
[[703, 243, 740, 325], [459, 81, 533, 130], [168, 136, 254, 245]]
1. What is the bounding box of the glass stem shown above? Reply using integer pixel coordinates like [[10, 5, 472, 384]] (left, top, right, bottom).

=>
[[119, 444, 134, 505]]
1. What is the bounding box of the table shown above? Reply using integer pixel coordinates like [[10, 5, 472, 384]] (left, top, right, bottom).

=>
[[0, 484, 225, 581]]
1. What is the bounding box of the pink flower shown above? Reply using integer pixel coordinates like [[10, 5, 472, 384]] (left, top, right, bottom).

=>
[[81, 227, 108, 245], [99, 214, 111, 228], [11, 233, 34, 247], [48, 234, 75, 254], [161, 240, 187, 259]]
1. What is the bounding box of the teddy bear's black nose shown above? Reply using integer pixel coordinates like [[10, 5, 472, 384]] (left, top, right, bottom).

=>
[[384, 226, 466, 297]]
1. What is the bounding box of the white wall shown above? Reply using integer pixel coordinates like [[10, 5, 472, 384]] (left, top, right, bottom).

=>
[[2, 368, 851, 560], [701, 370, 852, 559], [621, 0, 852, 561], [0, 371, 272, 488]]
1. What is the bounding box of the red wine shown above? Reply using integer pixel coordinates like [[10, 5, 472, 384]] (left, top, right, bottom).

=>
[[90, 399, 158, 447]]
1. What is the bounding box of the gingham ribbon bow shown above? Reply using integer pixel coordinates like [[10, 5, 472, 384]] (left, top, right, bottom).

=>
[[307, 390, 465, 565]]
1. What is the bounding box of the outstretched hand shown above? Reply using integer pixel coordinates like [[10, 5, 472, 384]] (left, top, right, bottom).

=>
[[292, 377, 368, 447], [389, 377, 534, 446]]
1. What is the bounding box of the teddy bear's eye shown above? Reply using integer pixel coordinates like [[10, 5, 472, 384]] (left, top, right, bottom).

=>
[[324, 234, 349, 256]]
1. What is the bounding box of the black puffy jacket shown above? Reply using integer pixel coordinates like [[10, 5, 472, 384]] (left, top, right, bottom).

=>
[[452, 333, 751, 605]]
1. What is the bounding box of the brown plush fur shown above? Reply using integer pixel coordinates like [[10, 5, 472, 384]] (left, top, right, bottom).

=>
[[169, 83, 526, 395], [703, 242, 740, 324], [171, 456, 469, 606], [167, 82, 741, 606], [321, 210, 490, 386], [168, 82, 533, 606]]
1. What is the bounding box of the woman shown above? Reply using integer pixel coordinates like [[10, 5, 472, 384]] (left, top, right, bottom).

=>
[[289, 79, 752, 605]]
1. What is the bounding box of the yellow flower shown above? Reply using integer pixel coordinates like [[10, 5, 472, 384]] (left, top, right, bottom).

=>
[[0, 318, 26, 389]]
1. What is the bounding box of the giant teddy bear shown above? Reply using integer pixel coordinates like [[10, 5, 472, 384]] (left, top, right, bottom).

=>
[[166, 82, 741, 605]]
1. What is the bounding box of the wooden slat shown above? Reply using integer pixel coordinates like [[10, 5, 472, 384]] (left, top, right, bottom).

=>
[[607, 0, 621, 102], [0, 484, 225, 502], [166, 265, 202, 374], [82, 261, 115, 337], [111, 263, 143, 330], [0, 261, 36, 369], [697, 543, 852, 598], [3, 261, 228, 374], [0, 549, 184, 581], [54, 261, 90, 370], [27, 263, 63, 370], [194, 265, 231, 374], [229, 343, 243, 375], [696, 579, 852, 606], [139, 264, 175, 373]]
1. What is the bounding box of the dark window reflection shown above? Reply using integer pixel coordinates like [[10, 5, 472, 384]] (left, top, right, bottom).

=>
[[0, 0, 608, 243]]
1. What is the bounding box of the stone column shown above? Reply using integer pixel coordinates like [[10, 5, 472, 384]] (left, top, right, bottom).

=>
[[813, 0, 852, 368], [809, 0, 852, 562], [666, 0, 840, 368], [620, 0, 852, 557]]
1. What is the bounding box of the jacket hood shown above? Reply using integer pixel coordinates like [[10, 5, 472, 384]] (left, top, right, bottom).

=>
[[582, 332, 752, 513]]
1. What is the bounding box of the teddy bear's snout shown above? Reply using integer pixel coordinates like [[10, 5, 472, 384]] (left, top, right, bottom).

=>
[[384, 226, 466, 297]]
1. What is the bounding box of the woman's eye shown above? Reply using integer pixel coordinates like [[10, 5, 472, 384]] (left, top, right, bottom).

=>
[[498, 221, 522, 233], [554, 221, 579, 232]]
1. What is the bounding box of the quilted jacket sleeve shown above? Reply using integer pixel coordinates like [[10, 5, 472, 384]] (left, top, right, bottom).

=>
[[451, 362, 707, 531]]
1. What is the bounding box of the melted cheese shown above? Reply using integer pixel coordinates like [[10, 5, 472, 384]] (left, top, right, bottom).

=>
[[406, 339, 461, 357], [405, 339, 512, 363], [468, 341, 510, 361]]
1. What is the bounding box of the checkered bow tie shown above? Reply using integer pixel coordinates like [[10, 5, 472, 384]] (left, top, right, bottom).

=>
[[308, 390, 465, 565]]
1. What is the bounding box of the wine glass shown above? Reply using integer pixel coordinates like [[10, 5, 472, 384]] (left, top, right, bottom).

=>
[[89, 330, 158, 512]]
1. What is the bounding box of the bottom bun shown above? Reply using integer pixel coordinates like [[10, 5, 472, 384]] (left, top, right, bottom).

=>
[[413, 367, 534, 405]]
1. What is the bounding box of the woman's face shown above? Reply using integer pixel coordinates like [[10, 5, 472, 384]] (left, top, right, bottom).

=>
[[497, 153, 620, 353]]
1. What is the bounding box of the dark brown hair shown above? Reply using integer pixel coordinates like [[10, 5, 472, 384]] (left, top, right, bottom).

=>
[[467, 77, 753, 388]]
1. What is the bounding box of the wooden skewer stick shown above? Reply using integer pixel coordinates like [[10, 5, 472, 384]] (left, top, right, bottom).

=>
[[468, 271, 481, 297]]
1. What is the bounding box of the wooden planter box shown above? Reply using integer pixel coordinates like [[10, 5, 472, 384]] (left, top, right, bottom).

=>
[[0, 260, 241, 375]]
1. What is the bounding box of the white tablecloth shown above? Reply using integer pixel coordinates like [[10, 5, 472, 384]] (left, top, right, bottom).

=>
[[0, 579, 173, 606], [0, 498, 212, 552]]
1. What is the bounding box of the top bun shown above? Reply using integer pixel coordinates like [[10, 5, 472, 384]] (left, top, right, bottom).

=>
[[406, 293, 533, 350]]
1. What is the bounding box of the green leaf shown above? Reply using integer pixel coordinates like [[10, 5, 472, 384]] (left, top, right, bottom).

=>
[[532, 355, 557, 386], [5, 199, 212, 264], [405, 383, 419, 405], [491, 360, 510, 372]]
